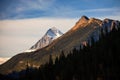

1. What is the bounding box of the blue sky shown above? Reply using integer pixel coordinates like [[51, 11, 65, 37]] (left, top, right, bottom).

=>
[[0, 0, 120, 63], [0, 0, 120, 19]]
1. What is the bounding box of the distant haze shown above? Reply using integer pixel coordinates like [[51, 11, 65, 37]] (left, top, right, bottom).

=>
[[0, 58, 10, 65], [0, 18, 77, 58]]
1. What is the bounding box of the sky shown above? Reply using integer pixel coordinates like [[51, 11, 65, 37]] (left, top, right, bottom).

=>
[[0, 0, 120, 19], [0, 0, 120, 64]]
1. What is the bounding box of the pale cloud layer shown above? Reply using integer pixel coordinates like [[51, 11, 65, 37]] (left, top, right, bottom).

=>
[[0, 57, 10, 65], [0, 18, 77, 57]]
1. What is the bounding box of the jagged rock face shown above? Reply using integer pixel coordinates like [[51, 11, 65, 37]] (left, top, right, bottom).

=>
[[0, 16, 120, 75], [102, 19, 120, 32], [78, 16, 89, 24], [72, 16, 89, 30], [26, 27, 63, 52]]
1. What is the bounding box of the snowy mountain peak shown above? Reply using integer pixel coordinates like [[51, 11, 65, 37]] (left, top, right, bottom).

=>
[[49, 27, 58, 31], [25, 27, 63, 52], [46, 27, 63, 39]]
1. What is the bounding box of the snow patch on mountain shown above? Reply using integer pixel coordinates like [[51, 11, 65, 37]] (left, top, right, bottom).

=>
[[25, 27, 63, 52], [24, 49, 36, 52]]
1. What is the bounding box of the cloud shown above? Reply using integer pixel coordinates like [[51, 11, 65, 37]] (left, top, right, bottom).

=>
[[0, 0, 56, 19], [98, 15, 120, 21], [18, 0, 55, 11], [79, 7, 120, 13], [49, 7, 120, 18], [0, 0, 120, 20], [0, 57, 10, 65], [0, 18, 77, 57]]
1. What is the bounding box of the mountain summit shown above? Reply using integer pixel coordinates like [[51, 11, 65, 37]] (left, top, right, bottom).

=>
[[25, 27, 63, 52], [72, 15, 89, 30], [79, 15, 89, 23], [46, 27, 63, 39]]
